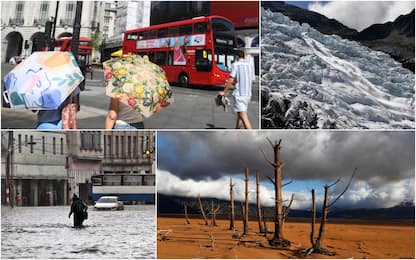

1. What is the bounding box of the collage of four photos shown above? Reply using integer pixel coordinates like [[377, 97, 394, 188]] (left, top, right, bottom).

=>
[[1, 0, 415, 259]]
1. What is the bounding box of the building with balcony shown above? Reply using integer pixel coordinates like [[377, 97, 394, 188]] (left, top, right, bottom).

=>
[[103, 131, 155, 175], [1, 1, 105, 62], [66, 131, 104, 202], [1, 131, 68, 206]]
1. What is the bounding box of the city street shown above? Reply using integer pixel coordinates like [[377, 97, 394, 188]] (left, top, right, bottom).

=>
[[1, 205, 155, 259], [1, 62, 259, 129]]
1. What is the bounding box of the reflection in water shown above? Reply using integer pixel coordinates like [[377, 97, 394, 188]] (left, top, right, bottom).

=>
[[1, 205, 155, 259]]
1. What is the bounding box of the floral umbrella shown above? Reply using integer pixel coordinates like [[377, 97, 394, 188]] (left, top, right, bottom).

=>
[[103, 54, 173, 118], [3, 52, 84, 110]]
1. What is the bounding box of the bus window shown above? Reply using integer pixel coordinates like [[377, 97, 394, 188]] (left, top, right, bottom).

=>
[[148, 52, 155, 63], [143, 175, 155, 186], [168, 51, 173, 65], [179, 24, 192, 35], [168, 26, 178, 36], [123, 175, 142, 186], [139, 31, 148, 40], [150, 29, 157, 38], [154, 52, 167, 66], [196, 49, 212, 71], [103, 175, 121, 185], [194, 22, 208, 33], [127, 32, 138, 40], [158, 28, 168, 37], [215, 49, 234, 72]]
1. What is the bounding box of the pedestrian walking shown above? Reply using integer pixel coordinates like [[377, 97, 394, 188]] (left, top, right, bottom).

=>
[[36, 87, 80, 130], [68, 194, 87, 228], [105, 97, 146, 129], [218, 49, 255, 129]]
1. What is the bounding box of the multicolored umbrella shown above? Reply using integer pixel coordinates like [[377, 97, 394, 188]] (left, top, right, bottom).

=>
[[103, 54, 173, 118], [3, 51, 84, 110]]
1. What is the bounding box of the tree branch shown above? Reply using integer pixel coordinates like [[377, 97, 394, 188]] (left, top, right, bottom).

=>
[[266, 137, 275, 148], [328, 168, 357, 208], [267, 176, 275, 186], [328, 177, 341, 188], [282, 180, 293, 187], [260, 147, 277, 168]]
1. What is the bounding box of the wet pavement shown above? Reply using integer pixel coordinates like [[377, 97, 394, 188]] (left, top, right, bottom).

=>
[[1, 205, 155, 259]]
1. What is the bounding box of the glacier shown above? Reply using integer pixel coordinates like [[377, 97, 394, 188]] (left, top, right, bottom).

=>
[[261, 8, 415, 129]]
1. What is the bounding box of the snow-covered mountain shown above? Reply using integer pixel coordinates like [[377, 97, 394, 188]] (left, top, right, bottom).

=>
[[261, 8, 415, 129]]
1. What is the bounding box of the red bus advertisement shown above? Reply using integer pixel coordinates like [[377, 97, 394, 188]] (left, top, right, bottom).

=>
[[123, 16, 237, 87], [53, 37, 93, 73]]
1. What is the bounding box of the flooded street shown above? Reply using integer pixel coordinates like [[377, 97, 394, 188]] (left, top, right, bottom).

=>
[[1, 205, 155, 259]]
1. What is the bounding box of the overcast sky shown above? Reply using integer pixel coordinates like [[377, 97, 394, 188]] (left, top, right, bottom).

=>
[[157, 131, 414, 209], [304, 1, 415, 31]]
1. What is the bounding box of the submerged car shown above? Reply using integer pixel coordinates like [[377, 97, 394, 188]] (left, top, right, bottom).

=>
[[94, 196, 124, 210]]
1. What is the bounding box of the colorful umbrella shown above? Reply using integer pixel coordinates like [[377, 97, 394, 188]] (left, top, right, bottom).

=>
[[103, 54, 173, 118], [3, 51, 84, 110]]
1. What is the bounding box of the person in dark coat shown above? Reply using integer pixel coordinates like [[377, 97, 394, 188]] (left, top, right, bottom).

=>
[[68, 194, 87, 228]]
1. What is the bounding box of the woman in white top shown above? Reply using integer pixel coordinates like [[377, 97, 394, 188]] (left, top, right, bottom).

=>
[[105, 97, 145, 129]]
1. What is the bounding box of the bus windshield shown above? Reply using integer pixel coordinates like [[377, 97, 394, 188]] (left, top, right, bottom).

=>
[[211, 18, 236, 72]]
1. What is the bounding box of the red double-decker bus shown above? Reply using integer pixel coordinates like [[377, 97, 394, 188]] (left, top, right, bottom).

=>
[[54, 37, 93, 73], [123, 16, 237, 87]]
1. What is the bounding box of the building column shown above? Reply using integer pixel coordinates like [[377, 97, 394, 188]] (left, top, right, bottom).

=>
[[49, 181, 54, 206], [31, 180, 38, 206], [15, 180, 22, 207], [63, 180, 67, 206]]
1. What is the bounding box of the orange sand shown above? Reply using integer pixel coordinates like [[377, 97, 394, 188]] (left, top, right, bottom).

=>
[[157, 217, 415, 259]]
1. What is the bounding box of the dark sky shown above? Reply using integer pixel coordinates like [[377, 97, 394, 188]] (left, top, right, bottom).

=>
[[158, 131, 414, 188]]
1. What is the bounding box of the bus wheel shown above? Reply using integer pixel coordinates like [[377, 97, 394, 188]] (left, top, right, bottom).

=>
[[178, 73, 189, 88]]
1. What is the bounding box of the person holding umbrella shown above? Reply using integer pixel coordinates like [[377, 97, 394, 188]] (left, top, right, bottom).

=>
[[103, 54, 173, 129], [37, 87, 80, 129], [3, 51, 84, 129], [105, 97, 145, 129]]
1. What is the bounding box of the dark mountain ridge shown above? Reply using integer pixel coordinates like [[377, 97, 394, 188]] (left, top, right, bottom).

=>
[[158, 193, 415, 220], [261, 2, 415, 72]]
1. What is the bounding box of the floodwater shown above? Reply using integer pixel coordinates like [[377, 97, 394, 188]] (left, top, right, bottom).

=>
[[1, 205, 155, 259]]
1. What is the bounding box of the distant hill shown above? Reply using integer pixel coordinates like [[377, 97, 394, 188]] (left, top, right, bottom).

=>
[[261, 1, 358, 38], [261, 2, 415, 72], [158, 193, 415, 220], [354, 9, 415, 72]]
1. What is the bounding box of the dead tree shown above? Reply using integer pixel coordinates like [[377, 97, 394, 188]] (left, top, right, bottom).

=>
[[243, 167, 249, 235], [282, 193, 294, 224], [261, 138, 291, 247], [229, 177, 235, 230], [198, 194, 209, 225], [209, 200, 220, 226], [262, 208, 269, 237], [304, 168, 357, 256], [240, 203, 246, 237], [184, 204, 190, 224], [256, 171, 265, 233]]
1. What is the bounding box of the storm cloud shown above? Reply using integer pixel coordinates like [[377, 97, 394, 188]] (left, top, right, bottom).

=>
[[157, 131, 414, 189]]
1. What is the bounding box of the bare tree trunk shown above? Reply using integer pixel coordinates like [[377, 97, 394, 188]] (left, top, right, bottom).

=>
[[310, 189, 316, 245], [256, 171, 265, 233], [211, 201, 215, 226], [304, 169, 356, 256], [315, 185, 330, 250], [262, 208, 268, 237], [283, 193, 294, 224], [184, 204, 190, 224], [241, 203, 246, 236], [198, 194, 208, 225], [263, 139, 289, 247], [229, 177, 235, 230], [243, 167, 249, 235]]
